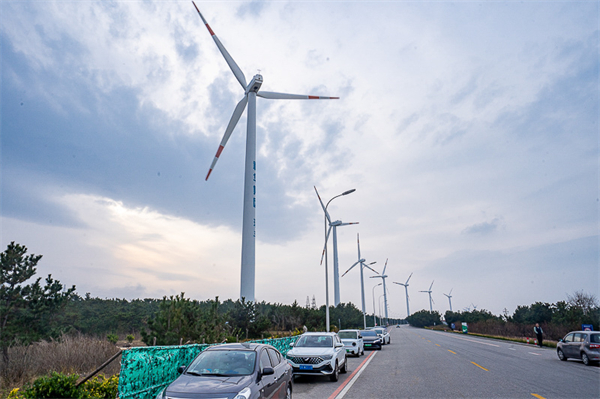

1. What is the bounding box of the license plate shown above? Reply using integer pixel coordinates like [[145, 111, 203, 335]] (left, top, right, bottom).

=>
[[365, 344, 371, 347], [299, 365, 313, 370]]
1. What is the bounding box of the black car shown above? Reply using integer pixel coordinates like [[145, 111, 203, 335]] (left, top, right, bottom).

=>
[[360, 330, 383, 350], [156, 343, 293, 399]]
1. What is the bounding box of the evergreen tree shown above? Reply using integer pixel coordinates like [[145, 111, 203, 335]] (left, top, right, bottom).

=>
[[0, 242, 75, 372]]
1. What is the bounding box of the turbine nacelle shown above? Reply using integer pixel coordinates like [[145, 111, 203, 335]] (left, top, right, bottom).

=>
[[246, 74, 263, 94]]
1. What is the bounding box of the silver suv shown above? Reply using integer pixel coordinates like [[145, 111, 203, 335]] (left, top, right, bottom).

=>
[[286, 332, 347, 381], [557, 331, 600, 366]]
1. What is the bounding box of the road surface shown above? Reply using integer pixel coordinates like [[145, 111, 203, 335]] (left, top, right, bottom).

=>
[[292, 325, 600, 399]]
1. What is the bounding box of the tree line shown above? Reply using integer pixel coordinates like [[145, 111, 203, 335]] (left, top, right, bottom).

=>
[[406, 292, 599, 341]]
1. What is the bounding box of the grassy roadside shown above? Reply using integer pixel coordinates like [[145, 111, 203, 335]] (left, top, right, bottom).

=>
[[423, 326, 558, 348]]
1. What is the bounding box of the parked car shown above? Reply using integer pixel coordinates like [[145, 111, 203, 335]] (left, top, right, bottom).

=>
[[557, 331, 600, 366], [286, 332, 347, 381], [360, 329, 383, 350], [338, 329, 364, 357], [156, 343, 292, 399], [372, 327, 391, 345]]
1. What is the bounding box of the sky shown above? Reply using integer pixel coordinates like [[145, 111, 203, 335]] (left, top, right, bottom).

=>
[[1, 0, 598, 320]]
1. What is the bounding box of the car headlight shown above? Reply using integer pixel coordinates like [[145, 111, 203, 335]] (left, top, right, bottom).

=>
[[233, 387, 251, 399], [374, 339, 381, 343], [321, 354, 333, 360]]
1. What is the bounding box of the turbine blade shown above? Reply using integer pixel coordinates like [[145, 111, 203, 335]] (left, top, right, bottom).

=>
[[338, 222, 359, 227], [364, 264, 379, 274], [319, 225, 333, 265], [192, 2, 247, 89], [449, 288, 453, 296], [429, 280, 434, 291], [382, 258, 388, 275], [341, 261, 360, 277], [356, 233, 361, 259], [405, 272, 413, 285], [205, 95, 249, 180], [314, 186, 332, 223], [257, 91, 339, 100]]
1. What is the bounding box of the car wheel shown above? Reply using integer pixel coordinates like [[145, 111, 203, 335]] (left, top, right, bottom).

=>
[[340, 358, 347, 373], [285, 383, 292, 399], [330, 362, 339, 382], [582, 353, 590, 366], [557, 349, 567, 361]]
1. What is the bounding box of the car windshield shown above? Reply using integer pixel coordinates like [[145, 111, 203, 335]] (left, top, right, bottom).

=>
[[591, 334, 600, 343], [338, 331, 358, 339], [295, 335, 333, 347], [361, 330, 377, 337], [186, 350, 256, 376], [373, 329, 384, 334]]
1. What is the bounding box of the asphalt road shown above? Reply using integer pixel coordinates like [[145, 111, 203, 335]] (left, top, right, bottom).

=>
[[292, 325, 600, 399]]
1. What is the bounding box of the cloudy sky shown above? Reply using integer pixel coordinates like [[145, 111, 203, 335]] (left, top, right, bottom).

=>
[[1, 0, 598, 319]]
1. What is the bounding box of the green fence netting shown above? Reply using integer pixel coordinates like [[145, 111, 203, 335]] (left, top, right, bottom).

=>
[[117, 336, 298, 399]]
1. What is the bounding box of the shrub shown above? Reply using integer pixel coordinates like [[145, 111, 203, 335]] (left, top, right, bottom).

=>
[[18, 372, 83, 399], [106, 334, 118, 345], [126, 335, 134, 344], [81, 374, 119, 399]]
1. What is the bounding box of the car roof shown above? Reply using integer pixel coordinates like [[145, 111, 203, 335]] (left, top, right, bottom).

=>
[[206, 343, 268, 352], [567, 331, 597, 334], [338, 329, 360, 332], [302, 332, 338, 336]]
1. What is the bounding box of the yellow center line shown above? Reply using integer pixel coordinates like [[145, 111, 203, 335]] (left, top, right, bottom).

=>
[[427, 340, 431, 342], [448, 350, 456, 354], [531, 394, 546, 399], [435, 344, 441, 347], [471, 361, 489, 371]]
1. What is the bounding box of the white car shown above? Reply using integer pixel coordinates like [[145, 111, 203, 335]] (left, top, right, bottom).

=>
[[286, 332, 347, 381], [338, 329, 364, 357], [372, 327, 391, 345]]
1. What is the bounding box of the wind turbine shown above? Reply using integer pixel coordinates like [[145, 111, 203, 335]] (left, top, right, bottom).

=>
[[315, 188, 358, 306], [370, 259, 390, 325], [393, 272, 412, 318], [341, 234, 378, 329], [193, 3, 339, 302], [419, 281, 434, 312], [443, 288, 453, 312]]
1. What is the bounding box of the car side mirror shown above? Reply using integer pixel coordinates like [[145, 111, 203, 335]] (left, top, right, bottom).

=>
[[262, 367, 275, 376], [177, 366, 186, 374], [335, 343, 344, 348], [558, 339, 564, 343], [358, 335, 362, 339], [289, 342, 294, 347]]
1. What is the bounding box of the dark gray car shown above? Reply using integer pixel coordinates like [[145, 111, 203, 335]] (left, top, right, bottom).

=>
[[156, 343, 293, 399], [557, 331, 600, 366]]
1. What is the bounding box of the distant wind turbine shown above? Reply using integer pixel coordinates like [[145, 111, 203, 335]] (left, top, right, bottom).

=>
[[419, 280, 434, 312], [370, 259, 390, 325], [193, 2, 338, 302], [443, 288, 453, 312], [342, 234, 378, 329], [393, 272, 412, 318], [315, 188, 358, 306]]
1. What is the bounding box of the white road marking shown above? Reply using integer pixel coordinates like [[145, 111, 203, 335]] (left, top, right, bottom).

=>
[[334, 351, 378, 399], [447, 335, 500, 347], [528, 352, 542, 356]]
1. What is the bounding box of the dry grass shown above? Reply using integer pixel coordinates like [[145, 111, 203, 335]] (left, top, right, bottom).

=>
[[0, 334, 122, 395]]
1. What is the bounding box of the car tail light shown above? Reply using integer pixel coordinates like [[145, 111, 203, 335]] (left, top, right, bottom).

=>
[[590, 344, 600, 349]]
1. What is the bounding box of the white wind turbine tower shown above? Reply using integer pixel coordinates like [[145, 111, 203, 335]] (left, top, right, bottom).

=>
[[393, 272, 412, 318], [341, 234, 378, 329], [443, 288, 453, 312], [193, 3, 339, 302], [370, 259, 390, 325], [420, 281, 434, 312], [315, 188, 359, 306]]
